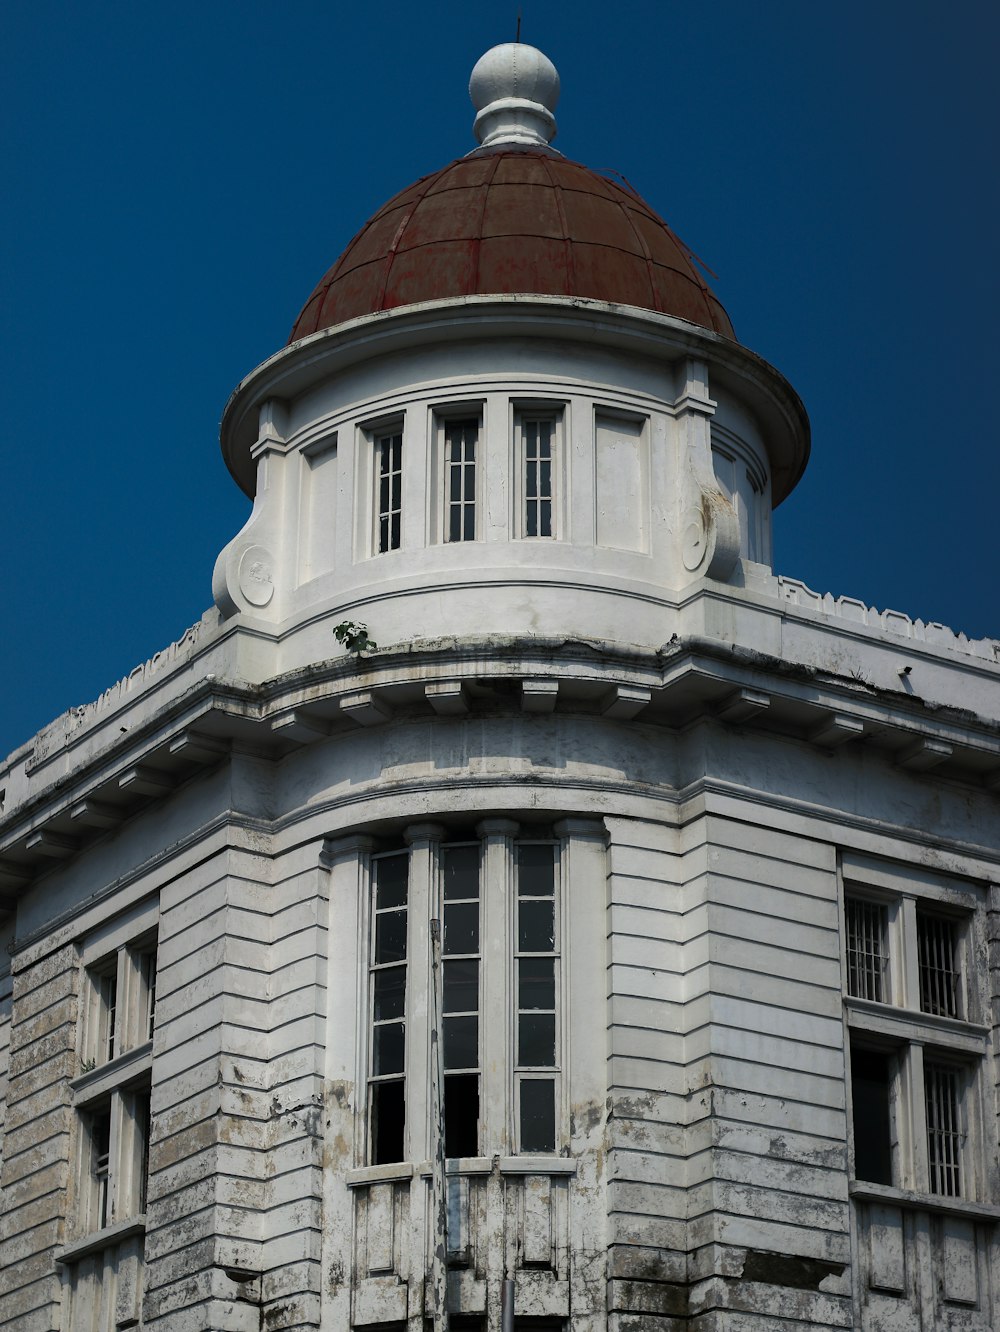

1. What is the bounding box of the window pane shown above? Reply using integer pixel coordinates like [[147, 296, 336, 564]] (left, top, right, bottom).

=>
[[918, 913, 959, 1018], [520, 1079, 555, 1152], [444, 902, 479, 955], [443, 1015, 478, 1070], [376, 855, 408, 909], [375, 911, 407, 964], [846, 898, 887, 1003], [443, 959, 479, 1013], [374, 966, 406, 1020], [518, 844, 555, 895], [850, 1046, 893, 1185], [444, 1074, 479, 1158], [518, 900, 554, 953], [372, 1080, 405, 1164], [374, 1022, 405, 1076], [443, 845, 479, 900], [519, 957, 555, 1009], [925, 1062, 962, 1196], [518, 1013, 556, 1067]]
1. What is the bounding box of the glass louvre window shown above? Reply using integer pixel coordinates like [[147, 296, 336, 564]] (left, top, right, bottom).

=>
[[845, 898, 887, 1003], [917, 912, 959, 1018], [445, 419, 478, 543], [370, 852, 409, 1163], [133, 1090, 151, 1214], [441, 844, 481, 1157], [376, 430, 403, 553], [99, 969, 118, 1063], [516, 843, 558, 1152], [522, 417, 554, 538], [91, 1109, 112, 1229], [140, 948, 156, 1041]]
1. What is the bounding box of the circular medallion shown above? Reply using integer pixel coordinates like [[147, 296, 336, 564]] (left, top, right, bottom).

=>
[[238, 545, 275, 607]]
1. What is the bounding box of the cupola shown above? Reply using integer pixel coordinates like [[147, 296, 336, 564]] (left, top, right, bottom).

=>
[[288, 43, 734, 343]]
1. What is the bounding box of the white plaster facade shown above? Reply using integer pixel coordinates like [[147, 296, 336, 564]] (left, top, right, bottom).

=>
[[1, 42, 998, 1332]]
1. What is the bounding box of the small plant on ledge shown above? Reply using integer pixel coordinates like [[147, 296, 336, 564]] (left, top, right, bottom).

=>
[[333, 620, 377, 653]]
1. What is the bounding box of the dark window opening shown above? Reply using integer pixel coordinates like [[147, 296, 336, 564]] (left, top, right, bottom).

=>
[[851, 1045, 893, 1185], [519, 1079, 556, 1153], [372, 1080, 405, 1165], [444, 1073, 479, 1157]]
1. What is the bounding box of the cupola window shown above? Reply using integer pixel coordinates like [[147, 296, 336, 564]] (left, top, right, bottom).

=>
[[375, 428, 403, 553], [515, 407, 563, 540], [444, 419, 479, 543]]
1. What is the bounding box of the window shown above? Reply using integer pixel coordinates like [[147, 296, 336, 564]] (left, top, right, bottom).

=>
[[375, 428, 403, 553], [369, 852, 408, 1165], [842, 861, 987, 1204], [845, 897, 887, 1003], [441, 843, 481, 1157], [515, 843, 558, 1152], [443, 418, 478, 543], [364, 824, 567, 1165], [515, 410, 561, 539], [924, 1060, 963, 1197], [917, 910, 959, 1018], [72, 909, 157, 1240]]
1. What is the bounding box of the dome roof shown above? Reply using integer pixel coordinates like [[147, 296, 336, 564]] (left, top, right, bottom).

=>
[[288, 146, 735, 344]]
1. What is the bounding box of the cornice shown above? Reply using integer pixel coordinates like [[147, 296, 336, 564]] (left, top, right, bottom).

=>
[[1, 633, 998, 909]]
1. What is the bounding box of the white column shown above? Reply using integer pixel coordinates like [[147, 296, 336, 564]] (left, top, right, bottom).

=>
[[476, 818, 520, 1155], [319, 833, 374, 1330]]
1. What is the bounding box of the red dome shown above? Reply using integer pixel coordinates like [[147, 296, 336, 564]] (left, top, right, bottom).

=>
[[288, 148, 735, 343]]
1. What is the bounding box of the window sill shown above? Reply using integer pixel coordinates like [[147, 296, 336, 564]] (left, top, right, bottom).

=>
[[56, 1216, 146, 1264], [850, 1181, 1000, 1223], [352, 1156, 579, 1185], [346, 1162, 414, 1188], [70, 1041, 153, 1105], [845, 999, 988, 1054]]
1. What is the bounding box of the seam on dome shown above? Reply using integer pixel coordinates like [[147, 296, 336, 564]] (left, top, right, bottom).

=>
[[538, 154, 577, 300], [372, 172, 444, 313], [613, 195, 659, 313], [472, 153, 505, 296]]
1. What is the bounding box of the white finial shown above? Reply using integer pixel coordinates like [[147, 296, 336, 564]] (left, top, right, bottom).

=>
[[469, 43, 560, 149]]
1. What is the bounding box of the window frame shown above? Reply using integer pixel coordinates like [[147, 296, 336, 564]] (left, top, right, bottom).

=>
[[70, 903, 157, 1245], [513, 403, 565, 541], [432, 406, 484, 546], [360, 824, 567, 1168], [841, 859, 989, 1205], [373, 425, 404, 555]]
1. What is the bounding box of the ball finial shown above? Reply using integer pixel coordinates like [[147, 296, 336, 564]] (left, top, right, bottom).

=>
[[469, 43, 560, 149]]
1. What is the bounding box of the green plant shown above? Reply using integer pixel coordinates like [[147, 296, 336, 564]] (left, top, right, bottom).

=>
[[80, 1056, 96, 1073], [333, 620, 377, 653]]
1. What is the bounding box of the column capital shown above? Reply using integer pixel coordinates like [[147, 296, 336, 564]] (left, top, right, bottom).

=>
[[553, 817, 608, 842], [475, 817, 521, 839], [321, 833, 376, 866], [403, 822, 447, 846]]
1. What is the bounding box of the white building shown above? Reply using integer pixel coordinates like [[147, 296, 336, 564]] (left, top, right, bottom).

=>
[[1, 41, 998, 1332]]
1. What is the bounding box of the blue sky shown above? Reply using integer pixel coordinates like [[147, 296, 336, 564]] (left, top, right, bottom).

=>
[[2, 1, 998, 758]]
